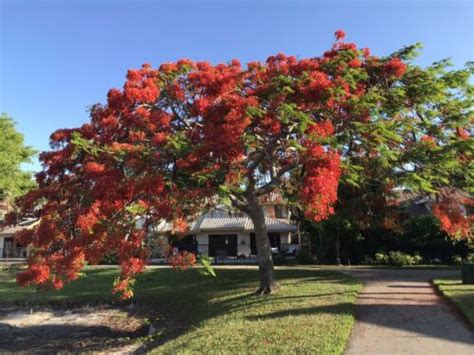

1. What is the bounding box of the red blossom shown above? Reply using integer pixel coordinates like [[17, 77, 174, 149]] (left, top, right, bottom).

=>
[[84, 162, 106, 174], [432, 195, 472, 238], [384, 57, 407, 78], [334, 30, 346, 41]]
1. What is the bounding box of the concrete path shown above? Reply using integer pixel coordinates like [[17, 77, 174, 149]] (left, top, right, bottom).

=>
[[343, 268, 474, 354]]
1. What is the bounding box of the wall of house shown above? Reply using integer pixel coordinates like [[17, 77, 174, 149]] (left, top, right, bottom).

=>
[[279, 232, 291, 245], [196, 233, 209, 255], [196, 232, 252, 257], [263, 205, 276, 218], [237, 232, 251, 256]]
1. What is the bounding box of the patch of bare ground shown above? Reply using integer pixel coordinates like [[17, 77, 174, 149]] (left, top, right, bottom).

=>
[[0, 305, 149, 353]]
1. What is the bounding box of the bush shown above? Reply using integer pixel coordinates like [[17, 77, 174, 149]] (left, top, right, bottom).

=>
[[374, 252, 388, 264], [101, 253, 118, 265], [371, 251, 423, 266], [466, 253, 474, 263], [388, 251, 422, 266], [413, 254, 423, 264], [452, 255, 463, 264]]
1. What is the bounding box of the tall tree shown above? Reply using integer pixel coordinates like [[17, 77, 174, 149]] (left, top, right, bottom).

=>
[[0, 114, 36, 212], [292, 44, 473, 261], [15, 31, 472, 298]]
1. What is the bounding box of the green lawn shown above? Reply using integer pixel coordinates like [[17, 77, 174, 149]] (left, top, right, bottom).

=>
[[433, 278, 474, 326], [0, 266, 361, 354]]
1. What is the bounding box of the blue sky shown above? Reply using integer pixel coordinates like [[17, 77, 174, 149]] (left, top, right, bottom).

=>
[[1, 0, 473, 172]]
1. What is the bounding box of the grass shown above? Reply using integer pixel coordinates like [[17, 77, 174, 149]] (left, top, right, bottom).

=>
[[0, 266, 361, 354], [433, 277, 474, 326]]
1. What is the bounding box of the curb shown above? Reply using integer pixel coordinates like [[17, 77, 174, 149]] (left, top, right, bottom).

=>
[[430, 280, 474, 332]]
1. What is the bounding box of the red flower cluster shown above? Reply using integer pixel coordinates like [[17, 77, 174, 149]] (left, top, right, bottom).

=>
[[432, 194, 473, 238], [383, 58, 407, 78], [167, 249, 197, 270], [84, 162, 106, 174], [335, 30, 346, 41], [300, 143, 341, 221]]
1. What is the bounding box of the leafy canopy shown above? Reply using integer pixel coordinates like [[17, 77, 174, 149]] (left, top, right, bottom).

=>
[[0, 114, 36, 203]]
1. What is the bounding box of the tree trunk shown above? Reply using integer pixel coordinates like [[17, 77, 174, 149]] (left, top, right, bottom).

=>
[[246, 192, 280, 295], [335, 233, 341, 265]]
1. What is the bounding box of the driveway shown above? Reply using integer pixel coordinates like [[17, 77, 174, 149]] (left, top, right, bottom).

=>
[[343, 268, 474, 354]]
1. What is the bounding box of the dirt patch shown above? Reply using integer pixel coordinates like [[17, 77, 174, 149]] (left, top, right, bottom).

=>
[[0, 305, 149, 353]]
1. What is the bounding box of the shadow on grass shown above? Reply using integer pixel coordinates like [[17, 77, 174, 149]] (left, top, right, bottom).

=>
[[0, 322, 147, 352], [0, 268, 356, 352], [134, 269, 356, 351]]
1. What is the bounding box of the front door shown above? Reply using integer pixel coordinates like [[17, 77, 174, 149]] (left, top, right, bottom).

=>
[[209, 235, 237, 257]]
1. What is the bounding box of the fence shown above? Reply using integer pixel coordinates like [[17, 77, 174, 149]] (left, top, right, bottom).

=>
[[148, 242, 305, 262]]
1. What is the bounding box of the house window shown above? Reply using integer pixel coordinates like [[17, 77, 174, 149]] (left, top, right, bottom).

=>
[[274, 205, 288, 219]]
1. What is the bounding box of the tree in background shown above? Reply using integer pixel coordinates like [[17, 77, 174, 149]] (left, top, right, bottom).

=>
[[293, 43, 473, 263], [0, 114, 36, 221], [14, 31, 472, 298]]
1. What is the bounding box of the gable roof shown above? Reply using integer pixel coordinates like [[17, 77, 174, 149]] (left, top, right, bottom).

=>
[[153, 215, 296, 234], [0, 218, 39, 239]]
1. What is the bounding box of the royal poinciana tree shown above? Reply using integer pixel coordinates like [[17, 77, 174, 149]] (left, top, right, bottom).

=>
[[13, 31, 472, 297]]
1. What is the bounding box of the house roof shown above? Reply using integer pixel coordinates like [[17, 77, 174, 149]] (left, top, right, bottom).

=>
[[0, 219, 39, 238], [153, 216, 296, 234]]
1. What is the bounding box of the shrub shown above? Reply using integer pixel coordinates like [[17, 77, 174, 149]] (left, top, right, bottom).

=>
[[466, 253, 474, 263], [452, 255, 463, 264], [374, 252, 388, 264], [413, 254, 423, 264], [388, 251, 422, 266], [101, 253, 118, 265]]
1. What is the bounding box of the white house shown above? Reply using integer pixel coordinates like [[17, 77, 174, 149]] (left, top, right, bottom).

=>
[[0, 218, 38, 260], [149, 200, 298, 259]]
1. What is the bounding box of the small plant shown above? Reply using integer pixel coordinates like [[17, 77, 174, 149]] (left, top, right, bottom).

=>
[[412, 254, 423, 265], [466, 253, 474, 263], [374, 252, 388, 264], [451, 255, 463, 264]]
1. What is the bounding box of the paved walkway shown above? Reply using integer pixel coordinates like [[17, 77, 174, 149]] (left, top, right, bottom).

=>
[[343, 268, 474, 354]]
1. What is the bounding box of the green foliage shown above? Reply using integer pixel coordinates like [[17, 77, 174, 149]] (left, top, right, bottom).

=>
[[374, 252, 389, 264], [100, 253, 118, 265], [197, 256, 216, 277], [467, 253, 474, 263], [304, 214, 469, 265], [387, 251, 423, 266], [370, 251, 422, 266], [0, 114, 36, 200]]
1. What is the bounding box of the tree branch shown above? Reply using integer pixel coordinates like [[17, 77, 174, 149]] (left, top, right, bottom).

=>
[[255, 162, 299, 197], [229, 193, 250, 214]]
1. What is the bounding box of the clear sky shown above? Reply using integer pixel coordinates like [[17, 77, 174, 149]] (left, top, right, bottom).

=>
[[1, 0, 473, 172]]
